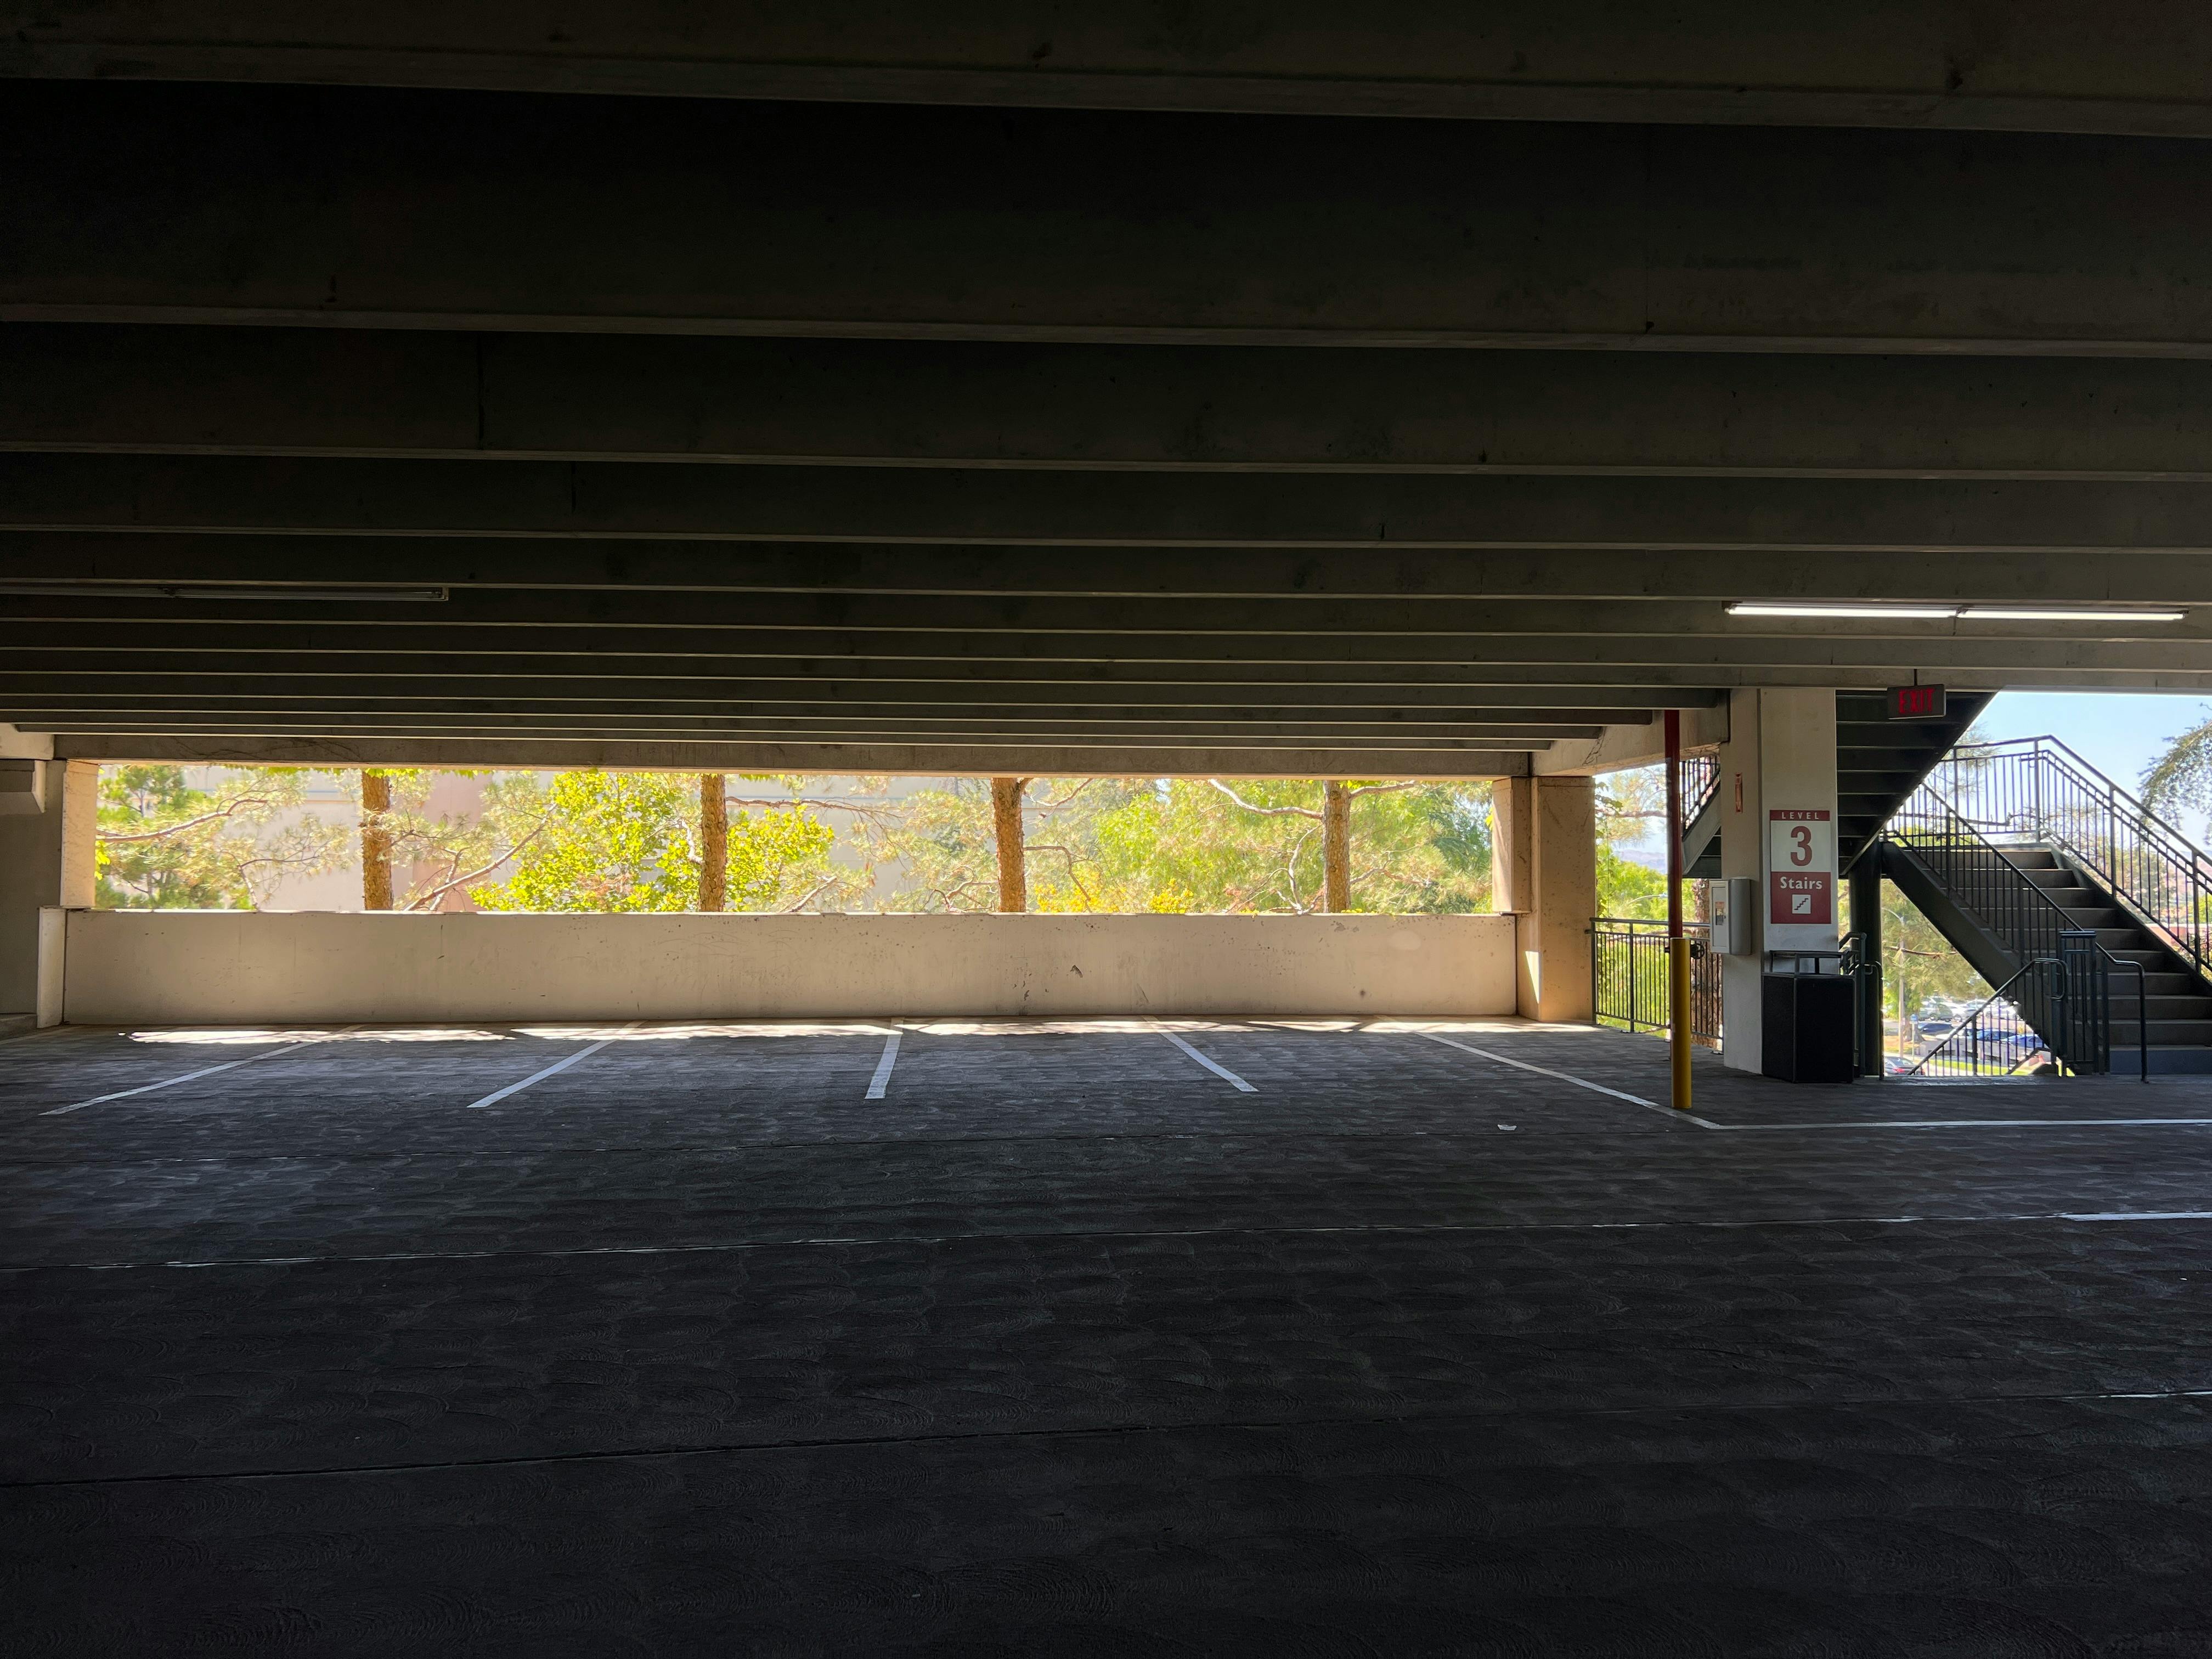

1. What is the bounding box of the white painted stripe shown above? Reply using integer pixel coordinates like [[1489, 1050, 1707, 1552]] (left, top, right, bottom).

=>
[[1421, 1032, 1722, 1125], [2062, 1210, 2212, 1221], [1412, 1035, 2212, 1134], [865, 1031, 902, 1101], [41, 1025, 364, 1117], [1417, 1030, 2212, 1133], [466, 1023, 637, 1109], [1720, 1117, 2212, 1131], [43, 1043, 314, 1116], [1156, 1028, 1258, 1092]]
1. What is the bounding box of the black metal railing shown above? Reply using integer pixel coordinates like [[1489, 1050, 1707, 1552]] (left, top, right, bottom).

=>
[[1905, 934, 2111, 1077], [1839, 928, 1882, 1076], [1905, 958, 2067, 1076], [1683, 752, 1719, 825], [1592, 917, 1720, 1045], [1918, 735, 2212, 985], [1886, 783, 2090, 972]]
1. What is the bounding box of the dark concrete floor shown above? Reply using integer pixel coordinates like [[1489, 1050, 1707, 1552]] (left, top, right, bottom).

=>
[[4, 1017, 2212, 1656]]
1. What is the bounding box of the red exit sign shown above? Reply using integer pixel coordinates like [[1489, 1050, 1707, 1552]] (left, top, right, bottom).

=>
[[1888, 684, 1948, 720]]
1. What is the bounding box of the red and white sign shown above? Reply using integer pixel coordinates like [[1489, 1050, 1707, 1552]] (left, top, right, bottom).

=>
[[1768, 808, 1833, 924]]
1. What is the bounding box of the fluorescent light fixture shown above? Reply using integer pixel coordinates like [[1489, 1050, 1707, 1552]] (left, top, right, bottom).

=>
[[1726, 602, 1961, 619], [1729, 601, 2188, 624], [1959, 606, 2186, 623], [0, 582, 448, 602]]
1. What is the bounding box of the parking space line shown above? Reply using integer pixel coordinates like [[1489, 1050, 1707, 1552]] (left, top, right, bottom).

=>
[[1720, 1116, 2212, 1131], [41, 1028, 362, 1117], [1421, 1034, 2212, 1132], [1421, 1033, 1724, 1126], [1154, 1026, 1258, 1092], [865, 1031, 902, 1100], [466, 1023, 639, 1109]]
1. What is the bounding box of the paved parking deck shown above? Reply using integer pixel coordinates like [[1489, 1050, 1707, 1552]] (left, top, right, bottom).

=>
[[5, 1017, 2212, 1655]]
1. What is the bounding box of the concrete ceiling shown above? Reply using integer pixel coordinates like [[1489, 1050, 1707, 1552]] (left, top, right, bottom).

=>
[[3, 9, 2209, 776], [7, 2, 2212, 138]]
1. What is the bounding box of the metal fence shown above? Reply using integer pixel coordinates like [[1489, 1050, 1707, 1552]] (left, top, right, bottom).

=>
[[1592, 917, 1720, 1045], [1904, 961, 2064, 1076], [1905, 934, 2112, 1077], [1886, 785, 2086, 971], [1683, 752, 1718, 824], [1921, 735, 2212, 984]]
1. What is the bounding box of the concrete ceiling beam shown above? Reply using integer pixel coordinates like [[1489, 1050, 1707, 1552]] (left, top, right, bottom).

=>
[[0, 677, 1689, 718], [6, 3, 2210, 139], [46, 732, 1539, 780], [0, 653, 1751, 693], [9, 650, 2203, 693], [0, 703, 1608, 738], [10, 718, 1573, 751], [16, 466, 2212, 555], [19, 327, 2212, 480], [7, 624, 2209, 674], [10, 85, 2212, 353], [3, 596, 2206, 646]]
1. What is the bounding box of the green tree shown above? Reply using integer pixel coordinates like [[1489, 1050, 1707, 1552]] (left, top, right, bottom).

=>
[[2141, 702, 2212, 817], [469, 771, 833, 913], [879, 776, 1492, 914], [1596, 844, 1669, 919], [95, 765, 348, 909], [1878, 877, 1995, 1063], [333, 768, 551, 912], [1592, 766, 1675, 919], [878, 776, 1037, 912]]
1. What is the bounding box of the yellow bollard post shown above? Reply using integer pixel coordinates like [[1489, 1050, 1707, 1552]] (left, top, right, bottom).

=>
[[1671, 933, 1693, 1111], [1665, 709, 1692, 1112]]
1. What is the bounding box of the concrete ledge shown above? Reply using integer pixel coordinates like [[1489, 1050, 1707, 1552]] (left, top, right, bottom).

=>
[[60, 911, 1517, 1025]]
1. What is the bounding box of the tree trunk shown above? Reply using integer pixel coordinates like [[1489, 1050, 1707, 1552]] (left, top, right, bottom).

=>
[[360, 769, 393, 911], [698, 772, 728, 911], [990, 776, 1028, 912], [1321, 780, 1352, 913]]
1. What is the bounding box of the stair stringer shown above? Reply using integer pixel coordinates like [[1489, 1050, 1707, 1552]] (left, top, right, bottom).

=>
[[1875, 839, 2029, 999], [1683, 786, 1723, 879]]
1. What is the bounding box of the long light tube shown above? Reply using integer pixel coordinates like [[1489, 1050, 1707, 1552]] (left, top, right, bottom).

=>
[[0, 582, 449, 602], [1959, 606, 2186, 622], [1726, 603, 1961, 618], [1728, 602, 2185, 623]]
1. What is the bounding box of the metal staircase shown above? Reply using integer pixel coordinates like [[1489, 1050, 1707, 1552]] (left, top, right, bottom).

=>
[[1682, 690, 1990, 879], [1876, 736, 2212, 1074]]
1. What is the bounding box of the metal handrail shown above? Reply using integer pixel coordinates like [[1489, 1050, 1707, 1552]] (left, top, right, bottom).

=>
[[1905, 957, 2067, 1077], [1927, 735, 2212, 985], [1683, 753, 1719, 825], [2109, 956, 2152, 1084], [1886, 780, 2097, 972], [1839, 928, 1882, 1076], [1905, 931, 2117, 1077]]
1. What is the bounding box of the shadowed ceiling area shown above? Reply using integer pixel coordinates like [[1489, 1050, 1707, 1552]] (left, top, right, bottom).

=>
[[2, 4, 2208, 775]]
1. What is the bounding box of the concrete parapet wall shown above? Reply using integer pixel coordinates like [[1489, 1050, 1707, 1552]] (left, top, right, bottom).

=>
[[59, 911, 1517, 1024]]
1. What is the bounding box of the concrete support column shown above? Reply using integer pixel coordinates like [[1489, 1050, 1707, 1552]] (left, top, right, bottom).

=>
[[0, 749, 98, 1028], [1492, 774, 1597, 1022], [1717, 689, 1841, 1073]]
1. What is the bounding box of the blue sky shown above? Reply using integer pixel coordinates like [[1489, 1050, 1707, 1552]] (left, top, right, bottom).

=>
[[1972, 690, 2209, 795]]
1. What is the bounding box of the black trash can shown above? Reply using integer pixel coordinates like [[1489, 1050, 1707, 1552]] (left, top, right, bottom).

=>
[[1762, 972, 1857, 1084]]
